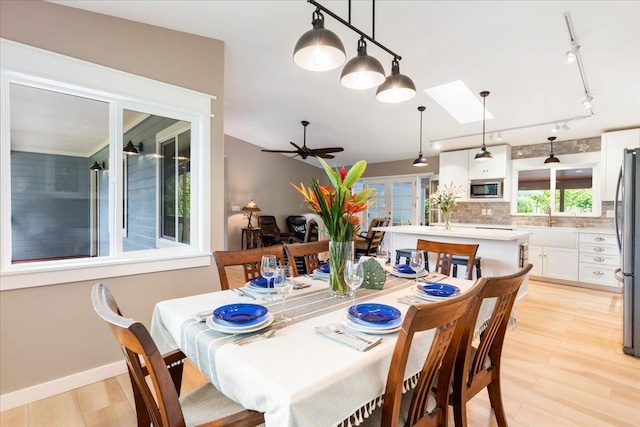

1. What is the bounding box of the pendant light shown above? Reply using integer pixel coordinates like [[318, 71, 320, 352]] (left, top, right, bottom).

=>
[[544, 136, 560, 163], [474, 91, 493, 161], [293, 9, 346, 72], [412, 106, 428, 167], [340, 38, 386, 90], [375, 58, 416, 103]]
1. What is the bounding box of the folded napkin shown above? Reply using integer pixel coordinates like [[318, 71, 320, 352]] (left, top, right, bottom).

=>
[[250, 277, 274, 288], [317, 264, 330, 273], [315, 324, 382, 352], [394, 264, 417, 274]]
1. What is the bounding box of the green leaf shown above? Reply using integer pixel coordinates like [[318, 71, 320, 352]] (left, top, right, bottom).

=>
[[342, 160, 366, 188], [317, 157, 340, 188]]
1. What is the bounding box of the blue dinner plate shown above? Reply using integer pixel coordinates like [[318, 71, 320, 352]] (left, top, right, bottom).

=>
[[348, 303, 401, 324], [348, 313, 403, 329], [250, 277, 274, 288], [418, 283, 460, 298], [213, 303, 268, 324]]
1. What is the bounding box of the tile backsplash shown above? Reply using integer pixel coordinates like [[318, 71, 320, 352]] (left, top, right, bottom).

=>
[[447, 136, 614, 230]]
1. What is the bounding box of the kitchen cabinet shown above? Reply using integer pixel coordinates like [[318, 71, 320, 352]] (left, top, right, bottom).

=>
[[467, 145, 511, 180], [438, 150, 469, 199], [529, 245, 579, 281], [578, 232, 620, 290], [601, 128, 640, 201]]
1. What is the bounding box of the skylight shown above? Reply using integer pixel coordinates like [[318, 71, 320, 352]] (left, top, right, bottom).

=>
[[424, 80, 494, 124]]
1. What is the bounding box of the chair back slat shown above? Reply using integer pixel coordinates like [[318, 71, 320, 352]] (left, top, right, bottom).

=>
[[416, 239, 479, 280], [213, 246, 286, 290], [283, 240, 330, 276], [381, 277, 487, 427], [91, 284, 184, 427]]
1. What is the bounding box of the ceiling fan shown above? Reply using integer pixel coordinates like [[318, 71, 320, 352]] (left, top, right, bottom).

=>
[[261, 120, 344, 159]]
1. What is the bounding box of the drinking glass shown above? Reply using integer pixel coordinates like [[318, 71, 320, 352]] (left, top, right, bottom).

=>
[[376, 245, 389, 266], [260, 255, 277, 301], [273, 266, 294, 322], [344, 259, 365, 308], [409, 250, 425, 284]]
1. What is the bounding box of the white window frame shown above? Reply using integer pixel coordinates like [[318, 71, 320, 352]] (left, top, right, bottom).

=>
[[0, 39, 214, 290]]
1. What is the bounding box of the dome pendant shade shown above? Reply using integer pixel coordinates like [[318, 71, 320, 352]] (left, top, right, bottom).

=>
[[293, 10, 346, 72], [412, 106, 428, 167], [544, 136, 560, 163], [376, 59, 416, 103], [340, 39, 386, 90], [474, 90, 493, 161]]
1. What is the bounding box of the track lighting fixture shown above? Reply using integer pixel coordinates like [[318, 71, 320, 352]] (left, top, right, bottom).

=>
[[562, 122, 570, 131], [582, 94, 593, 109], [123, 141, 143, 155], [497, 132, 503, 141], [551, 123, 559, 133], [474, 91, 493, 161], [293, 8, 346, 71], [564, 12, 594, 113], [295, 0, 414, 103], [544, 136, 560, 164], [566, 41, 580, 63], [340, 38, 386, 90], [412, 106, 428, 167]]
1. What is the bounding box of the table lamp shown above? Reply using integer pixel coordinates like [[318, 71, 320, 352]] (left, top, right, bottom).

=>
[[242, 200, 261, 228]]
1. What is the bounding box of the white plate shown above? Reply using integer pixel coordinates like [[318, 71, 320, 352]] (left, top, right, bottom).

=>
[[388, 266, 428, 279], [340, 313, 402, 334], [206, 313, 274, 334], [244, 282, 275, 294]]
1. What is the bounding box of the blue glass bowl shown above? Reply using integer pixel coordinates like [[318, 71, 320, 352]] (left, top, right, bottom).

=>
[[418, 283, 460, 297], [348, 303, 401, 324], [213, 304, 268, 324], [250, 277, 274, 288]]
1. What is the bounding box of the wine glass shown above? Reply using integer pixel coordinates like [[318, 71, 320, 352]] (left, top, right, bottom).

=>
[[273, 266, 294, 322], [260, 255, 277, 301], [344, 259, 365, 308], [376, 245, 389, 266], [409, 250, 425, 284]]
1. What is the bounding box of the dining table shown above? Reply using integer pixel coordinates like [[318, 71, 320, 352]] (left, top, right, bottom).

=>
[[150, 266, 494, 427]]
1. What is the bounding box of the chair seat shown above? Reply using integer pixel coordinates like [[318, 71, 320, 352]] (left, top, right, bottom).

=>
[[358, 388, 436, 427], [181, 383, 264, 427], [451, 255, 483, 278]]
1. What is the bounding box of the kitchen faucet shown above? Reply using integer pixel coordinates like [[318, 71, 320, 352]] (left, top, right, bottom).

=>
[[547, 207, 557, 227]]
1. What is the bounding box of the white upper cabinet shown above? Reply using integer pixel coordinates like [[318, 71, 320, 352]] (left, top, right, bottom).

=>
[[601, 129, 640, 201], [439, 150, 469, 200], [467, 145, 511, 180]]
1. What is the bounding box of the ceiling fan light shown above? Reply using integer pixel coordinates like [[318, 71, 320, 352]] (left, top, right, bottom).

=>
[[293, 10, 346, 72], [340, 39, 386, 90], [376, 59, 416, 103]]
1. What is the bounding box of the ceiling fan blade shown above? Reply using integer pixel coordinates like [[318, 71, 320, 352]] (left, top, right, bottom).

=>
[[316, 153, 335, 159], [309, 147, 344, 154], [261, 149, 298, 154], [289, 141, 302, 149]]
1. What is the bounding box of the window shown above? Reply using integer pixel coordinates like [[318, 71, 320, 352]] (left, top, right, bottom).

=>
[[514, 164, 598, 216], [1, 40, 213, 289]]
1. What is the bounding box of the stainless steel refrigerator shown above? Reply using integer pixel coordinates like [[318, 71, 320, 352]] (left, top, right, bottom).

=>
[[615, 148, 639, 358]]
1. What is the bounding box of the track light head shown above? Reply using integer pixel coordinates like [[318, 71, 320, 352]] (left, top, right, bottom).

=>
[[562, 122, 570, 131], [582, 94, 593, 109], [293, 9, 346, 72], [566, 42, 580, 63], [551, 123, 559, 133]]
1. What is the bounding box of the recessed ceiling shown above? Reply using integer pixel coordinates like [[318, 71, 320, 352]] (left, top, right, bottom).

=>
[[50, 1, 640, 167]]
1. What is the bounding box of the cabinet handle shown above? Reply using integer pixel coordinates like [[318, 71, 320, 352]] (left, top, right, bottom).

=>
[[593, 271, 604, 276], [594, 237, 605, 242], [594, 247, 605, 252], [593, 257, 605, 262]]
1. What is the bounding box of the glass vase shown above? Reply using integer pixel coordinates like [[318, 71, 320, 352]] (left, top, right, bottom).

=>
[[443, 211, 452, 230], [328, 240, 354, 298]]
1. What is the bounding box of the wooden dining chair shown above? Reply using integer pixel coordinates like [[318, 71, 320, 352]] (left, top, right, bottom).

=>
[[212, 245, 286, 290], [361, 278, 487, 427], [91, 283, 265, 427], [416, 239, 479, 280], [451, 264, 533, 427], [283, 240, 330, 276]]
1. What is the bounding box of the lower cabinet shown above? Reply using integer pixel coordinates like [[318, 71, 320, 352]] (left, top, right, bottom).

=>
[[530, 245, 579, 281], [578, 233, 621, 290]]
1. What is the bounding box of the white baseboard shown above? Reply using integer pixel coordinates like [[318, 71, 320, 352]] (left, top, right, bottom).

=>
[[0, 361, 127, 412]]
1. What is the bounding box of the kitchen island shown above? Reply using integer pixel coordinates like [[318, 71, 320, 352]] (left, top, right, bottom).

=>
[[375, 225, 532, 301]]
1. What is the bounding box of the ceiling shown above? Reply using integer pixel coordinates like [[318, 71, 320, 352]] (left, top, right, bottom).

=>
[[50, 1, 639, 167]]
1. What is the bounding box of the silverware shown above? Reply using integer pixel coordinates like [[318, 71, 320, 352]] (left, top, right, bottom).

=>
[[233, 288, 256, 300], [293, 283, 311, 290], [235, 329, 276, 346], [327, 324, 373, 344]]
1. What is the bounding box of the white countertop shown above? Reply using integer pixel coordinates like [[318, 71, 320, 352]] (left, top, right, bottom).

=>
[[428, 222, 615, 235], [374, 225, 532, 241]]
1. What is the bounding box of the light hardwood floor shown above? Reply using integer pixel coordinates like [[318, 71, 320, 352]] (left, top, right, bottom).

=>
[[2, 280, 639, 427]]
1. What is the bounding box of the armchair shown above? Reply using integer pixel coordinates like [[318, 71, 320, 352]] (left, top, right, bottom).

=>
[[354, 217, 390, 257], [286, 215, 307, 242], [258, 215, 295, 246]]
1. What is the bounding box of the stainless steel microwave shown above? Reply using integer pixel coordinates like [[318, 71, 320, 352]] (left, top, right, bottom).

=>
[[469, 182, 502, 198]]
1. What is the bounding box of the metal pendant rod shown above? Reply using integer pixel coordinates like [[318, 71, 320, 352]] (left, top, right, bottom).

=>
[[307, 0, 402, 60]]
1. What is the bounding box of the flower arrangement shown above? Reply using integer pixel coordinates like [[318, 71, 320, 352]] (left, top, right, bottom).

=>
[[292, 158, 375, 241], [292, 158, 375, 297], [431, 182, 464, 229]]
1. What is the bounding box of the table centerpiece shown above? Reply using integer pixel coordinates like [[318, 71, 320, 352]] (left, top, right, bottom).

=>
[[431, 182, 464, 230], [292, 158, 375, 297]]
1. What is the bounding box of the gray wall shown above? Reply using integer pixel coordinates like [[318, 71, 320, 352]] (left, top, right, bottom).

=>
[[362, 155, 439, 178]]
